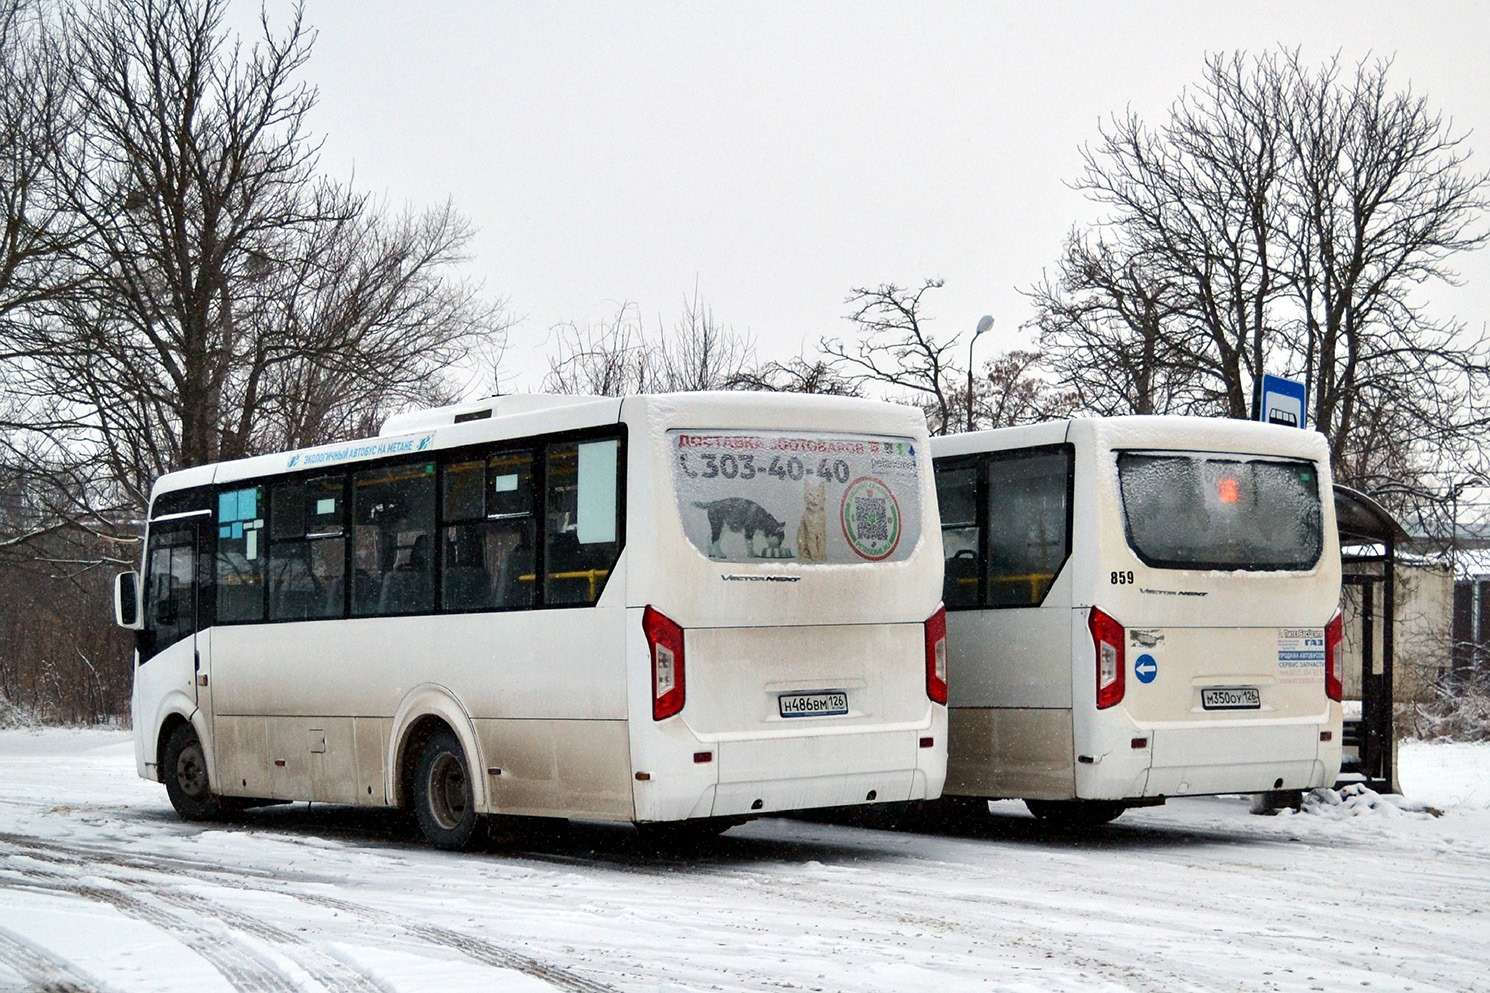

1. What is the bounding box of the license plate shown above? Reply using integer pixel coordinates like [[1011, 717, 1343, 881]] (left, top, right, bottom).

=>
[[778, 691, 849, 718], [1201, 687, 1261, 710]]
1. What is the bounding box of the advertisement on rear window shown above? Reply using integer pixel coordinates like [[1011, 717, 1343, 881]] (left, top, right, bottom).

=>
[[668, 429, 923, 565]]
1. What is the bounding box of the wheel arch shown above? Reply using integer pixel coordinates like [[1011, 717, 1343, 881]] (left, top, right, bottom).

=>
[[150, 696, 207, 784], [388, 684, 487, 813]]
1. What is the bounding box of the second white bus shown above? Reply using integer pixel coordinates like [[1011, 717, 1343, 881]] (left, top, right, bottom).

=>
[[116, 392, 947, 848], [931, 416, 1343, 825]]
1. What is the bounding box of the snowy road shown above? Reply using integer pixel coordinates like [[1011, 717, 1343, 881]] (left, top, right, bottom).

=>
[[0, 730, 1486, 993]]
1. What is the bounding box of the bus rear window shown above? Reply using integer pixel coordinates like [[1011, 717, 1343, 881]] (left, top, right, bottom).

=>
[[669, 429, 922, 565], [1117, 453, 1323, 571]]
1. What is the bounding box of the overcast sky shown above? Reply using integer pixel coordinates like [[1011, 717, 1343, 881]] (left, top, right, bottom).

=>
[[266, 2, 1490, 392]]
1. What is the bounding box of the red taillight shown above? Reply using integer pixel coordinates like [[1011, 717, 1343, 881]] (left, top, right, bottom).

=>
[[643, 606, 685, 720], [1324, 610, 1343, 702], [925, 605, 948, 705], [1089, 606, 1125, 709]]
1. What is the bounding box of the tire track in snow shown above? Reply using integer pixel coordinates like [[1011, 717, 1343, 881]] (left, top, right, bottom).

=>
[[526, 826, 1480, 993], [147, 888, 395, 993], [0, 864, 305, 993], [0, 833, 616, 993], [0, 923, 116, 993]]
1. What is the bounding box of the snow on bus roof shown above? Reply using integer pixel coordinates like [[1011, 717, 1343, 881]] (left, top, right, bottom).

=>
[[932, 414, 1330, 462], [149, 392, 931, 500]]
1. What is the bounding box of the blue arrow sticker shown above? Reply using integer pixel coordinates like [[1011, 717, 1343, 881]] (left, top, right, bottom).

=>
[[1134, 653, 1158, 684]]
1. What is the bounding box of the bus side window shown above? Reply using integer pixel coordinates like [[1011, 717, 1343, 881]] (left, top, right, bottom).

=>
[[142, 523, 199, 662], [268, 475, 346, 621], [352, 463, 435, 617], [439, 451, 536, 611], [985, 449, 1073, 608], [935, 465, 981, 609], [215, 486, 265, 623], [544, 438, 620, 607]]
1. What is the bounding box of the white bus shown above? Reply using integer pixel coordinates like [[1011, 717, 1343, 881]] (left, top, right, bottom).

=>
[[115, 392, 947, 849], [930, 416, 1343, 826]]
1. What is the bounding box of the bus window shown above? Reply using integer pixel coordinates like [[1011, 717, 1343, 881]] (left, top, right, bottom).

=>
[[268, 475, 346, 621], [1118, 454, 1322, 570], [216, 486, 265, 623], [353, 463, 436, 616], [545, 439, 620, 606], [142, 522, 198, 661], [440, 451, 536, 611], [667, 429, 923, 564], [935, 465, 980, 608], [986, 449, 1072, 607]]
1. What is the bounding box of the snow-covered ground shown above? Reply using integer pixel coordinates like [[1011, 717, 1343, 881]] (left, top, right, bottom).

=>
[[0, 730, 1486, 993]]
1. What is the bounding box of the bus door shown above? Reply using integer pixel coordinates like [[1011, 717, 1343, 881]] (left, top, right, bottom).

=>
[[138, 513, 211, 731]]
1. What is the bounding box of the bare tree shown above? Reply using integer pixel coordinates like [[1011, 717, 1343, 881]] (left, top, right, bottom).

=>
[[230, 196, 502, 455], [948, 349, 1078, 430], [0, 0, 77, 339], [655, 286, 754, 392], [1032, 54, 1287, 420], [1277, 52, 1490, 486], [544, 302, 652, 396], [1031, 234, 1222, 417], [824, 278, 962, 433], [545, 289, 754, 396], [727, 356, 860, 396], [0, 0, 506, 724], [1031, 49, 1490, 495], [0, 0, 502, 514]]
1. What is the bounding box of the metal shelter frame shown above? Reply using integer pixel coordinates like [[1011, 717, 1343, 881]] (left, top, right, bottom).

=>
[[1333, 485, 1409, 794]]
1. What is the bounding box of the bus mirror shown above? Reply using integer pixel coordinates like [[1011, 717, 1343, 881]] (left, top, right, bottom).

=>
[[115, 571, 143, 630]]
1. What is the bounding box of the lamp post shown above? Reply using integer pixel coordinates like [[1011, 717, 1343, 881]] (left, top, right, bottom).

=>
[[967, 315, 994, 432]]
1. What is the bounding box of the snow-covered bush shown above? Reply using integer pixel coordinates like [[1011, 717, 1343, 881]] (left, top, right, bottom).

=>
[[1404, 671, 1490, 742], [0, 694, 44, 730]]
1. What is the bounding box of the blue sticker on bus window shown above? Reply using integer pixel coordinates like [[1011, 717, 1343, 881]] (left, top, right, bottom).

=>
[[1134, 653, 1158, 684], [220, 525, 231, 538], [232, 522, 243, 539], [219, 487, 259, 523]]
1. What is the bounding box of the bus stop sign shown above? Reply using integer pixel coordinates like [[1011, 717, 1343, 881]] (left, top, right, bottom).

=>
[[1259, 375, 1306, 429]]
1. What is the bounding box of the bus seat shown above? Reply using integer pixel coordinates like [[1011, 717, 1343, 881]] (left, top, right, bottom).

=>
[[443, 565, 491, 611]]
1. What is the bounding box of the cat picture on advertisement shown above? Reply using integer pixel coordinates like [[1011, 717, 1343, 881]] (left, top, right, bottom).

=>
[[692, 498, 786, 558], [796, 480, 828, 562]]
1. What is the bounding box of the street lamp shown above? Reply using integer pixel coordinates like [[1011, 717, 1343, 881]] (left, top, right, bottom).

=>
[[967, 315, 994, 432]]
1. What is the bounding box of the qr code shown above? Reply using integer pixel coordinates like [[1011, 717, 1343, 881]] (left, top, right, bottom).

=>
[[856, 496, 888, 541]]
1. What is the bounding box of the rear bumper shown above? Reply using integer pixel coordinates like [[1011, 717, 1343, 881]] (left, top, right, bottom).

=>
[[1077, 712, 1342, 800], [634, 721, 947, 821], [1141, 721, 1333, 796]]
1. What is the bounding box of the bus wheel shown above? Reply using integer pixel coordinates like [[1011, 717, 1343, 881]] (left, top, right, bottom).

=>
[[414, 730, 482, 851], [1023, 799, 1126, 828], [162, 723, 223, 821]]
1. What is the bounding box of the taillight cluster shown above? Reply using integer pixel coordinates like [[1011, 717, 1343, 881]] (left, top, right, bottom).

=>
[[1324, 610, 1343, 702], [925, 606, 948, 704], [1089, 606, 1125, 709], [643, 606, 685, 720]]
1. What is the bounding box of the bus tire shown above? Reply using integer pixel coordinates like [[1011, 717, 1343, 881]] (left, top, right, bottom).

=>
[[414, 730, 482, 851], [162, 723, 224, 821], [1024, 798, 1126, 828]]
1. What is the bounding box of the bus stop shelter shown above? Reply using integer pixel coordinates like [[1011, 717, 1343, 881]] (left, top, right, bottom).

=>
[[1333, 485, 1409, 794]]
